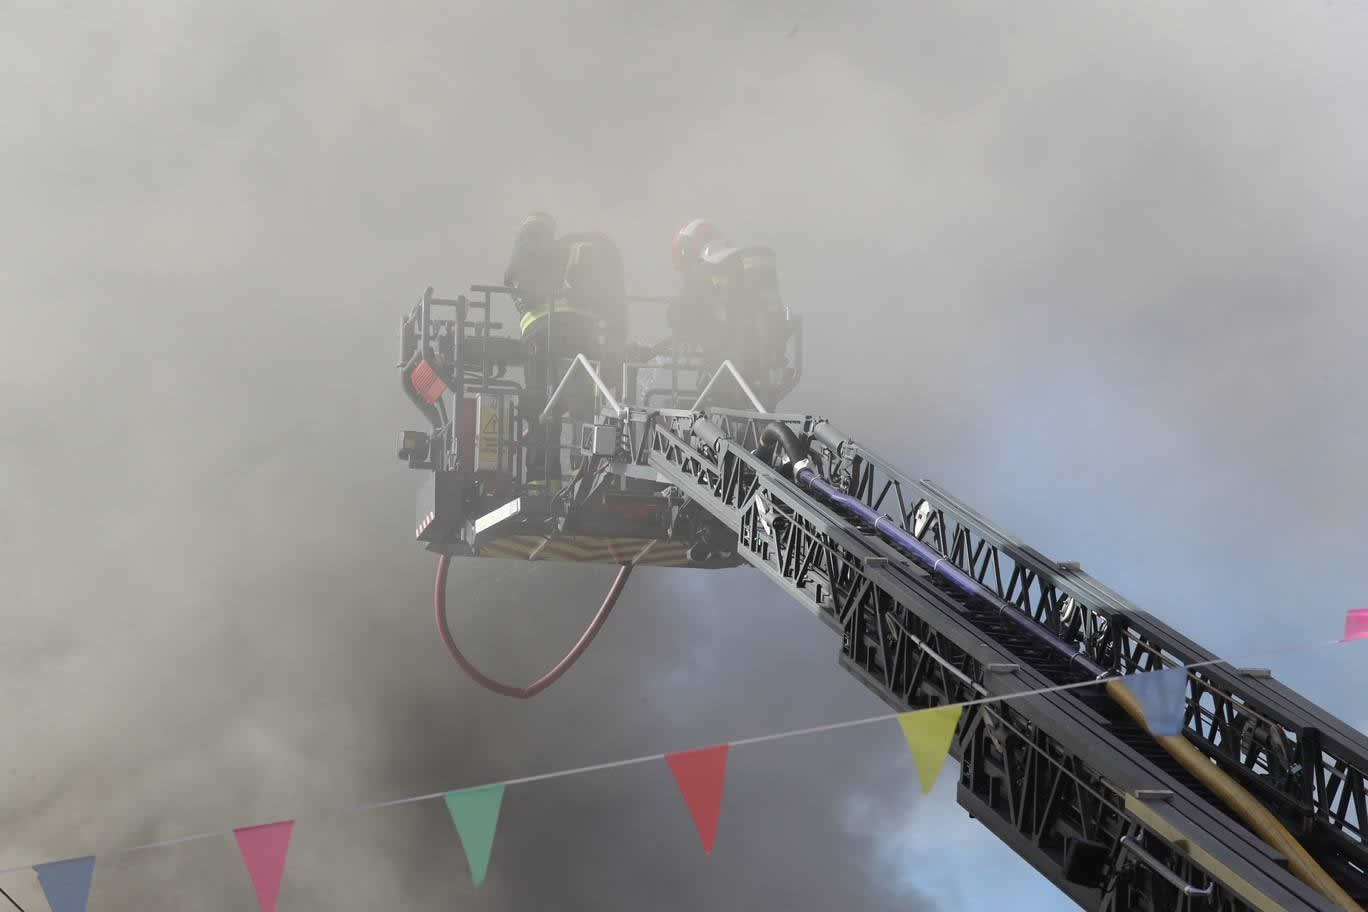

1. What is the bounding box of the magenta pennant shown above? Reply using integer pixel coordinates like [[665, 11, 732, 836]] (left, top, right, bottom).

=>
[[1342, 609, 1368, 643], [234, 820, 294, 912]]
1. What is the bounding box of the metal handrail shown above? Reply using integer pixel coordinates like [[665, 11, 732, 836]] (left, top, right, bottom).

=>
[[1118, 836, 1214, 898], [540, 353, 627, 422], [691, 360, 767, 413]]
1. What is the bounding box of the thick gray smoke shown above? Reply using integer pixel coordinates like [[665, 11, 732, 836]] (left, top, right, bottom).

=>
[[4, 1, 1367, 909]]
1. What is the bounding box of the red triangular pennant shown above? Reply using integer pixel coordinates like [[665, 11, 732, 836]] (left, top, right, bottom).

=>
[[234, 820, 294, 912], [665, 744, 729, 855]]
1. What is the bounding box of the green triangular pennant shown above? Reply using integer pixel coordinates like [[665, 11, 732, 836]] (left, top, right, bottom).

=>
[[444, 785, 505, 887]]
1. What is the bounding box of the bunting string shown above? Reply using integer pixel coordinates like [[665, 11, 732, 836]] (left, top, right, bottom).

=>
[[0, 649, 1254, 874], [4, 618, 1364, 910]]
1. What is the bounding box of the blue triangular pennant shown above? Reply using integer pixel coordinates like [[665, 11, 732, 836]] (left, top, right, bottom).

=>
[[1125, 666, 1189, 736], [33, 855, 96, 912]]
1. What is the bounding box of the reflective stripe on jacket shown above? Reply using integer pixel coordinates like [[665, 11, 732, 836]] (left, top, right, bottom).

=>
[[520, 298, 592, 335]]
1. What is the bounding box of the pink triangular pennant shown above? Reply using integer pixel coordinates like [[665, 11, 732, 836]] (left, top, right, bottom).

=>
[[1343, 609, 1368, 643], [234, 820, 294, 912], [665, 744, 729, 855]]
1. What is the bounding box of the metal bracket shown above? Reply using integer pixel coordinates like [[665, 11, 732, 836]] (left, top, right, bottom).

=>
[[864, 555, 920, 574], [691, 360, 767, 413], [1135, 789, 1174, 802]]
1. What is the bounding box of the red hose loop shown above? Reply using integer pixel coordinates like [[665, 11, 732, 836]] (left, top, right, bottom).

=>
[[434, 553, 634, 699]]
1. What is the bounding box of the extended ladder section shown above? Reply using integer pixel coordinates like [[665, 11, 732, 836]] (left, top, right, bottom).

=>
[[586, 400, 1368, 912]]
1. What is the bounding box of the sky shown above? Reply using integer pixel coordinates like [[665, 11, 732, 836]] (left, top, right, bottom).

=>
[[3, 1, 1368, 909]]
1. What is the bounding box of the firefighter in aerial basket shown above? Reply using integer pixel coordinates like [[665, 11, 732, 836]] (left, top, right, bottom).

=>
[[669, 218, 787, 395], [504, 212, 626, 483], [667, 218, 725, 357]]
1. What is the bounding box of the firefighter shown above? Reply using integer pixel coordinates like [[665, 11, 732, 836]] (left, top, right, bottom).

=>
[[668, 219, 725, 355], [503, 211, 560, 300], [559, 230, 627, 372], [669, 219, 786, 387], [504, 213, 624, 483]]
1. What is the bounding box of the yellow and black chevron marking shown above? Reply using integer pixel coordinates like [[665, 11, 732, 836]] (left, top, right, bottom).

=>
[[476, 534, 693, 567]]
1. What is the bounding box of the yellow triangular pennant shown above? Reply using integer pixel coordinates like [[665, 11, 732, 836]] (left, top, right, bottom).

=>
[[897, 705, 963, 794]]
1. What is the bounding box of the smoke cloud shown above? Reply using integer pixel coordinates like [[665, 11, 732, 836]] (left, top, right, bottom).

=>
[[4, 1, 1367, 909]]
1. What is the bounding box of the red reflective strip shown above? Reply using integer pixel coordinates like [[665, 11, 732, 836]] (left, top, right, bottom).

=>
[[410, 359, 449, 404]]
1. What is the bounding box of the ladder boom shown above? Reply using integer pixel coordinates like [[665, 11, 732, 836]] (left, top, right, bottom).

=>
[[628, 407, 1367, 911]]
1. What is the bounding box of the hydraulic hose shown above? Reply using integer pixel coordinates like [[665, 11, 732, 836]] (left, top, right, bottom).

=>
[[1107, 679, 1362, 911], [756, 421, 808, 470], [434, 554, 633, 699], [790, 459, 1104, 678]]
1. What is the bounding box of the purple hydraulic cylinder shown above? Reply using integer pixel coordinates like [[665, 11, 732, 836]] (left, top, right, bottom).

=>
[[792, 467, 1107, 679]]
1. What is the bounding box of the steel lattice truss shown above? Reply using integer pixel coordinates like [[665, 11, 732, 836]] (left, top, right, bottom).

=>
[[826, 433, 1368, 895], [610, 406, 1368, 911]]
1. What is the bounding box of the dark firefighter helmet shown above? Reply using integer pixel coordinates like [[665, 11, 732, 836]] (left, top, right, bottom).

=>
[[504, 211, 558, 289], [516, 211, 557, 247], [672, 218, 722, 270]]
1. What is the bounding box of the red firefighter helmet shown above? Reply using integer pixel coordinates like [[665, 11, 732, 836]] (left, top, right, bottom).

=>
[[672, 219, 722, 269]]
